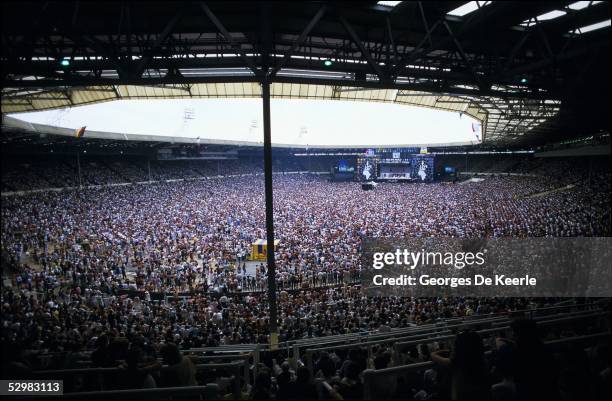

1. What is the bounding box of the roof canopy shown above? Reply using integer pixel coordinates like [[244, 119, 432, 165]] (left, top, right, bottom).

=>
[[1, 1, 609, 145]]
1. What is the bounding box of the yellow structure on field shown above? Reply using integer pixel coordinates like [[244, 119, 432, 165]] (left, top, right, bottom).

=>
[[251, 239, 280, 261]]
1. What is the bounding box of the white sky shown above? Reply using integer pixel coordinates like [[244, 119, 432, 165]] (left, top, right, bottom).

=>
[[11, 98, 482, 147]]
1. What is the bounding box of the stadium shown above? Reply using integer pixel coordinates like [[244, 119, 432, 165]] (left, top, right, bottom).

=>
[[1, 1, 610, 400]]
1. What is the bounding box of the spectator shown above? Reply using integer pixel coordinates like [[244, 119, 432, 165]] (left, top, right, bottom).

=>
[[250, 369, 273, 400], [431, 331, 491, 400], [119, 346, 160, 389], [159, 343, 197, 387]]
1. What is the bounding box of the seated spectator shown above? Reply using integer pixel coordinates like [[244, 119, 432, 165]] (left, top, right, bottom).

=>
[[159, 343, 197, 387], [250, 369, 273, 400], [315, 352, 338, 381], [369, 350, 396, 399], [118, 346, 160, 389], [335, 361, 363, 400]]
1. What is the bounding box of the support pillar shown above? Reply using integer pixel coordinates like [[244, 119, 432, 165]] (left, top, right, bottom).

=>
[[262, 77, 278, 349]]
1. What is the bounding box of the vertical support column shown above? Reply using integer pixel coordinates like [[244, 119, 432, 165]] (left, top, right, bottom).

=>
[[243, 356, 250, 388], [262, 77, 279, 349], [253, 344, 260, 381], [77, 152, 82, 188], [292, 343, 300, 371], [148, 158, 152, 182]]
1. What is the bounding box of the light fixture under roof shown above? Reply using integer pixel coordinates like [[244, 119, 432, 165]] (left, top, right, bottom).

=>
[[447, 1, 492, 17], [571, 19, 611, 34], [377, 1, 402, 7], [568, 1, 603, 11], [535, 10, 567, 21], [520, 9, 567, 27]]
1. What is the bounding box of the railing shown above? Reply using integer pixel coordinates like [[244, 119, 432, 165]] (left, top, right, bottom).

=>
[[392, 311, 609, 355], [44, 303, 605, 373], [24, 332, 611, 400], [24, 300, 606, 372], [362, 331, 611, 400], [185, 354, 252, 389], [132, 275, 362, 298], [298, 317, 508, 377], [32, 361, 245, 398], [16, 302, 610, 400], [315, 303, 602, 347], [301, 306, 609, 378], [302, 329, 452, 377], [281, 299, 605, 362]]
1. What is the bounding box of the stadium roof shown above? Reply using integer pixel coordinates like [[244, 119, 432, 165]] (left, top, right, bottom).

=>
[[1, 1, 610, 145]]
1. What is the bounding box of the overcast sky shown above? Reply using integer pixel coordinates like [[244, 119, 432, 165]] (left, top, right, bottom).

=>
[[11, 98, 482, 147]]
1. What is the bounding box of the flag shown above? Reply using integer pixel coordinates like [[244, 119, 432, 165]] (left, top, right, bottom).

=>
[[75, 126, 86, 139]]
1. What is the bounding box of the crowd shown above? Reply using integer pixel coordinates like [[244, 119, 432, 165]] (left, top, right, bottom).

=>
[[1, 156, 308, 192], [258, 318, 610, 400], [3, 300, 609, 399], [1, 155, 610, 398]]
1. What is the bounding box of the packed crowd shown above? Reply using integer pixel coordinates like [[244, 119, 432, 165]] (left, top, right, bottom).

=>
[[3, 299, 608, 400], [1, 157, 609, 339], [1, 156, 308, 192], [1, 284, 544, 352], [6, 154, 604, 192], [1, 154, 610, 398]]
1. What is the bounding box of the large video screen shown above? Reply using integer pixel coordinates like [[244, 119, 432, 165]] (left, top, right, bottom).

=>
[[335, 159, 355, 173], [331, 159, 356, 181], [356, 157, 378, 181], [357, 154, 434, 182], [411, 156, 434, 182]]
